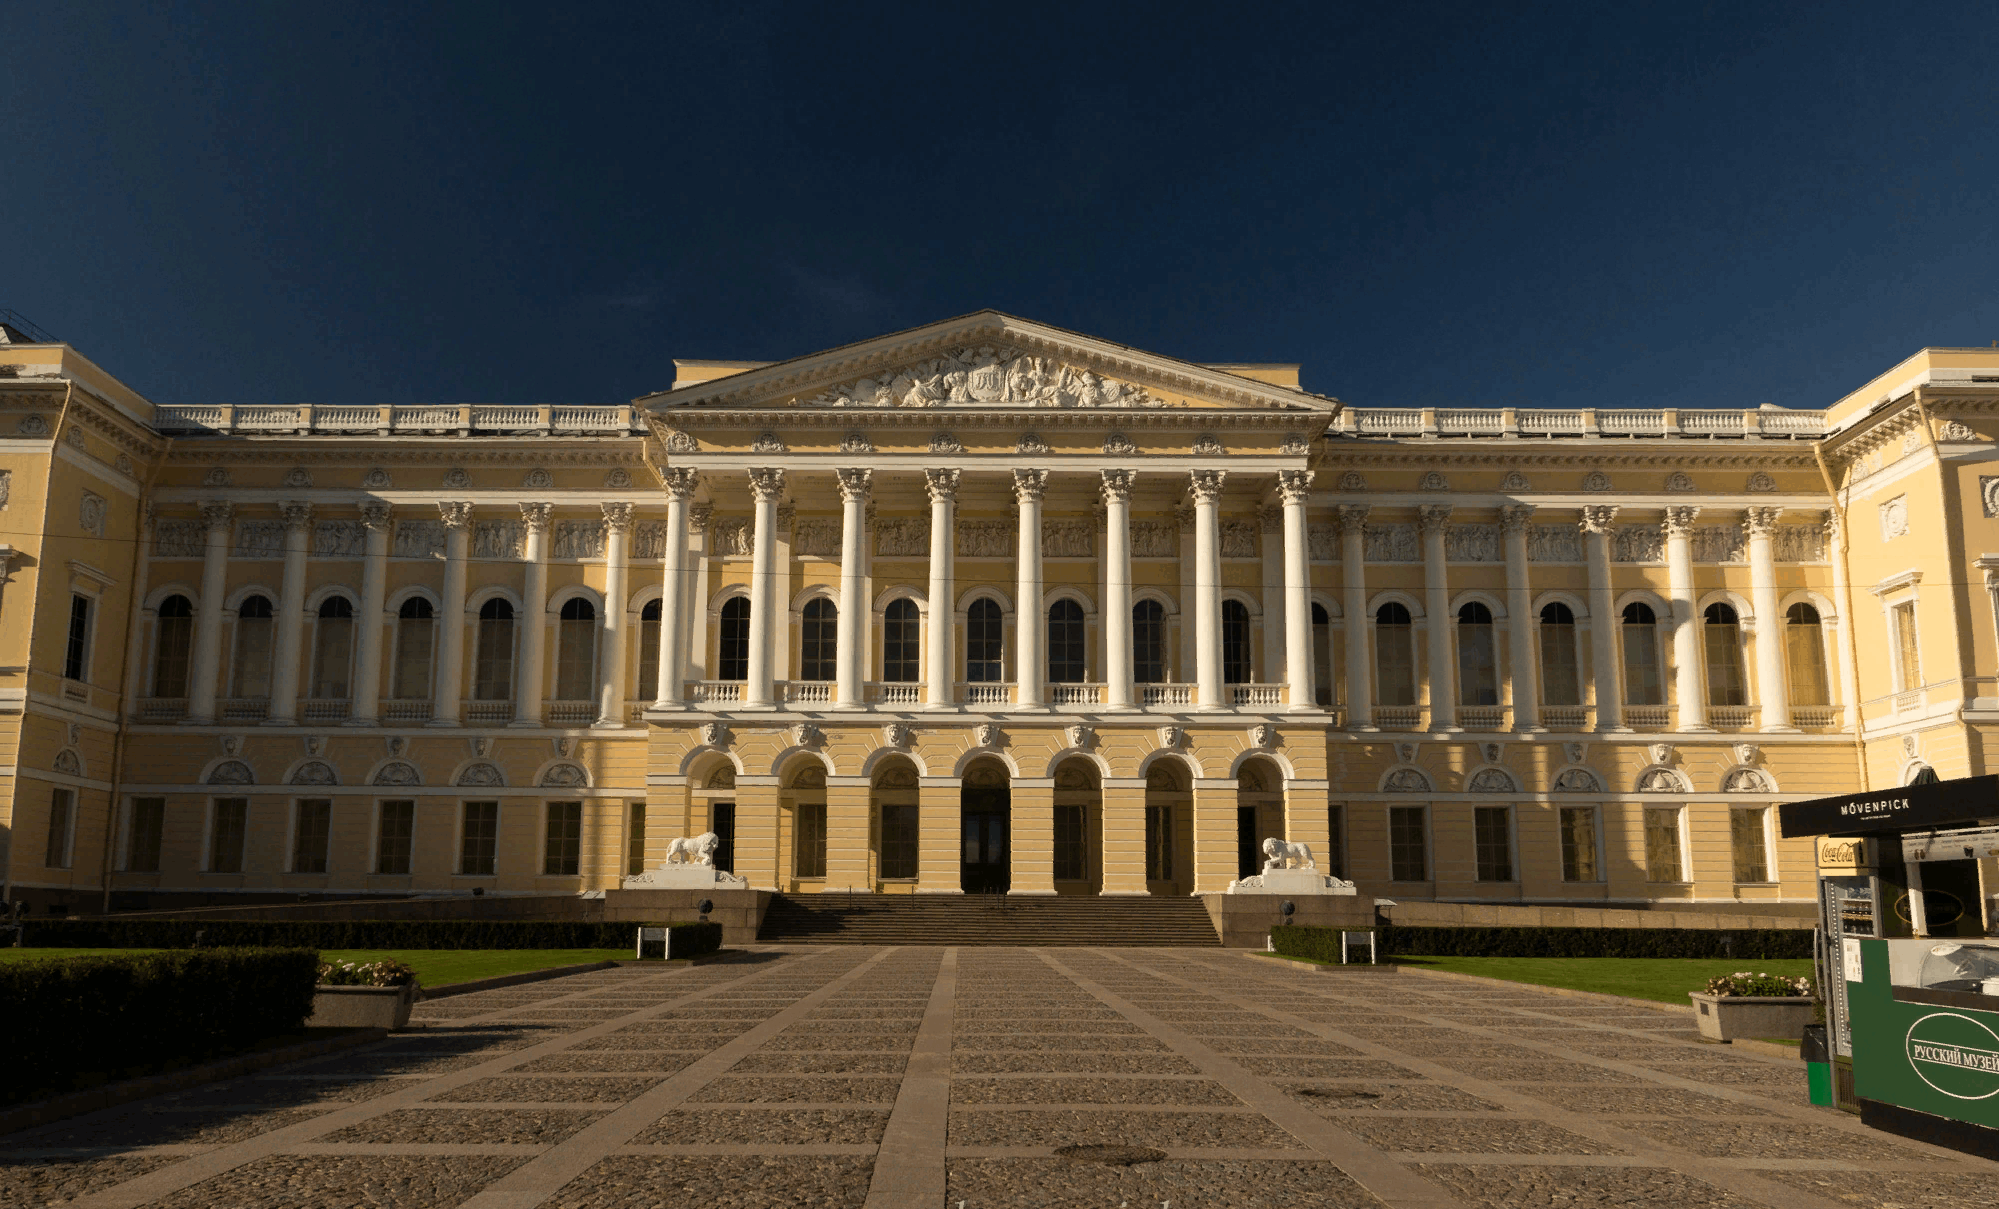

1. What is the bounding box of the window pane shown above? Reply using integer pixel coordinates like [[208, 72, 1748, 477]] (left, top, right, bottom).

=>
[[1323, 805, 1345, 879], [45, 788, 74, 868], [1474, 806, 1513, 882], [710, 801, 736, 872], [966, 598, 1003, 682], [1540, 605, 1579, 706], [1644, 807, 1684, 882], [800, 598, 837, 682], [154, 598, 194, 697], [1893, 603, 1921, 693], [1047, 600, 1085, 683], [377, 800, 415, 875], [1704, 606, 1747, 706], [881, 803, 919, 879], [1221, 600, 1250, 684], [795, 801, 827, 878], [1560, 807, 1598, 882], [474, 603, 516, 700], [210, 798, 248, 873], [1731, 807, 1770, 883], [626, 801, 647, 876], [1376, 605, 1415, 706], [1145, 804, 1176, 881], [65, 595, 91, 681], [718, 597, 750, 681], [1312, 605, 1332, 707], [128, 797, 165, 873], [1389, 806, 1427, 882], [292, 798, 332, 873], [461, 801, 499, 875], [392, 607, 435, 699], [1621, 604, 1662, 706], [544, 801, 582, 875], [312, 600, 354, 699], [1785, 604, 1829, 706], [637, 602, 661, 701], [1054, 804, 1086, 881], [1457, 604, 1496, 705], [883, 599, 919, 682], [1133, 600, 1165, 684]]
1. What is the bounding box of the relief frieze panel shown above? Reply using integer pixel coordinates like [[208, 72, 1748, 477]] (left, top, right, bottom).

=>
[[793, 518, 842, 558], [1611, 525, 1663, 563], [1043, 520, 1095, 558], [1131, 520, 1178, 558], [1527, 525, 1583, 563], [1444, 524, 1499, 563], [393, 521, 445, 559], [804, 345, 1163, 409], [155, 520, 205, 558], [957, 519, 1016, 558], [875, 517, 931, 558], [473, 520, 523, 560], [1692, 524, 1747, 563], [1363, 523, 1419, 563]]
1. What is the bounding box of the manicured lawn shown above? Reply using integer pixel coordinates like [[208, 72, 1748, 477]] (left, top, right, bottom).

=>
[[1392, 956, 1817, 1005], [319, 949, 630, 988], [0, 947, 169, 962]]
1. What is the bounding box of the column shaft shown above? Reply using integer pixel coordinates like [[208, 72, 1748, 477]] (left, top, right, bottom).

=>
[[1102, 471, 1135, 710], [1014, 470, 1048, 709], [1191, 471, 1226, 710], [596, 503, 632, 726], [745, 469, 784, 709], [1502, 505, 1538, 729], [1280, 471, 1314, 710], [430, 503, 472, 726], [655, 471, 697, 708], [186, 502, 233, 724], [513, 503, 551, 727], [266, 502, 313, 725], [835, 469, 871, 708], [1746, 506, 1794, 731], [1581, 505, 1622, 731], [348, 503, 392, 725], [1419, 505, 1455, 728], [1337, 505, 1371, 728], [924, 471, 958, 709], [1664, 506, 1709, 731]]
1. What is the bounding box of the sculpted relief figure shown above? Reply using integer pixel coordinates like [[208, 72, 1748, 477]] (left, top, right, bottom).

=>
[[1444, 524, 1499, 563], [875, 517, 931, 558], [805, 345, 1161, 409], [1363, 523, 1419, 563], [1130, 520, 1178, 558], [957, 520, 1014, 559], [1527, 525, 1583, 563], [1612, 525, 1664, 563]]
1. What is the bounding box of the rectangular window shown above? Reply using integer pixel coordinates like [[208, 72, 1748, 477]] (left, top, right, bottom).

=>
[[794, 800, 827, 878], [460, 801, 499, 875], [292, 798, 332, 873], [1622, 617, 1662, 706], [1893, 602, 1921, 692], [1541, 620, 1581, 706], [64, 594, 92, 682], [1473, 806, 1513, 882], [1388, 806, 1428, 882], [1731, 807, 1771, 883], [1644, 807, 1685, 882], [45, 787, 75, 868], [376, 799, 415, 875], [209, 797, 248, 873], [1054, 804, 1086, 881], [710, 801, 736, 872], [882, 605, 920, 682], [544, 801, 582, 875], [1559, 806, 1599, 882], [637, 613, 660, 701], [1323, 805, 1346, 879], [1145, 804, 1175, 882], [880, 802, 919, 879], [128, 797, 165, 873], [1133, 605, 1165, 684], [627, 801, 647, 877]]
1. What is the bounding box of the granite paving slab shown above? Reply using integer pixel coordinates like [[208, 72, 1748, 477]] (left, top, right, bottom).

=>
[[1334, 1115, 1625, 1155], [727, 1052, 908, 1075], [1455, 1060, 1649, 1083], [952, 1033, 1170, 1052], [945, 1157, 1383, 1209], [949, 1019, 1145, 1034], [510, 1052, 703, 1074], [0, 1154, 183, 1203], [546, 1149, 876, 1207], [426, 1076, 661, 1104], [1416, 1163, 1762, 1209], [1751, 1167, 1999, 1208], [951, 1052, 1203, 1075], [783, 1019, 922, 1035], [631, 1108, 890, 1146], [1509, 1084, 1775, 1117], [949, 1077, 1241, 1106], [150, 1153, 525, 1209], [947, 1109, 1304, 1149], [288, 1053, 487, 1077], [324, 1107, 605, 1145], [1279, 1082, 1506, 1113], [3, 1106, 329, 1149], [759, 1033, 918, 1052], [148, 1077, 408, 1109], [690, 1076, 903, 1104], [1615, 1117, 1938, 1161]]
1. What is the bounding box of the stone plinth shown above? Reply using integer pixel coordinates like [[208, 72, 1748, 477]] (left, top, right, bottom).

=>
[[1201, 892, 1374, 949], [621, 862, 748, 890], [600, 888, 771, 945], [1225, 867, 1357, 895]]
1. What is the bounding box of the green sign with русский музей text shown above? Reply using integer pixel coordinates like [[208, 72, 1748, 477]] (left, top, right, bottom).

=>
[[1851, 938, 1999, 1126]]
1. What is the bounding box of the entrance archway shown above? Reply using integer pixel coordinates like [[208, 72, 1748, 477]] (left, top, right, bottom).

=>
[[1052, 758, 1103, 895], [960, 759, 1010, 893], [1143, 761, 1192, 895], [1236, 758, 1284, 880], [873, 758, 921, 888]]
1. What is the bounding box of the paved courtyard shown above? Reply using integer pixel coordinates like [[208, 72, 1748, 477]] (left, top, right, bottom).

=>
[[6, 946, 1995, 1208]]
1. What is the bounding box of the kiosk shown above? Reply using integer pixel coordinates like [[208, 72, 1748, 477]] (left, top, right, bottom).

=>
[[1780, 775, 1999, 1159]]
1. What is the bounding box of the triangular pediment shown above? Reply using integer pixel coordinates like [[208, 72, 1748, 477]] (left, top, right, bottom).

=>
[[637, 311, 1338, 415]]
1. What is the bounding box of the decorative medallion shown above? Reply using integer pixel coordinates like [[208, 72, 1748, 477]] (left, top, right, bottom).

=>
[[929, 432, 963, 454], [604, 467, 632, 488], [1419, 471, 1449, 491], [1280, 432, 1310, 455], [443, 467, 471, 488], [1582, 470, 1612, 492], [1666, 471, 1695, 492], [750, 431, 786, 454], [839, 431, 874, 454], [1103, 432, 1137, 455], [1746, 471, 1777, 492], [1339, 471, 1366, 492], [362, 467, 392, 489], [1500, 470, 1530, 491], [1016, 433, 1050, 455], [523, 467, 554, 489]]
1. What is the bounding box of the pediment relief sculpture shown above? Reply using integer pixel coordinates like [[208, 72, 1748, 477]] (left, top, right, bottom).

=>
[[802, 345, 1165, 409]]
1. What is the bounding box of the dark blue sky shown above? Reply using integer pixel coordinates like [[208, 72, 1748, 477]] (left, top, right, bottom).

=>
[[6, 2, 1998, 412]]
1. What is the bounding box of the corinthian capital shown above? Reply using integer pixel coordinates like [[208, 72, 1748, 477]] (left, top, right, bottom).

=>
[[1334, 503, 1370, 535], [601, 502, 634, 531], [660, 467, 700, 501], [1578, 504, 1620, 534], [520, 502, 553, 532], [1743, 506, 1783, 537], [279, 500, 314, 530], [360, 501, 394, 531], [837, 468, 874, 503], [1417, 504, 1453, 534], [747, 468, 786, 502], [1499, 503, 1536, 534], [1100, 469, 1135, 504], [1187, 469, 1226, 504], [437, 501, 474, 529], [1662, 505, 1701, 536], [1013, 468, 1049, 503], [924, 468, 961, 502], [1275, 469, 1313, 505], [199, 500, 234, 530]]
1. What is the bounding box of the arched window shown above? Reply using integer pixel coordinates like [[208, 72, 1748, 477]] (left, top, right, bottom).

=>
[[231, 595, 274, 698], [153, 595, 194, 697], [1539, 603, 1580, 706], [1375, 602, 1415, 706], [966, 597, 1003, 682], [474, 598, 516, 700], [798, 597, 837, 682], [716, 597, 750, 681], [883, 599, 919, 682], [637, 599, 661, 701], [1457, 601, 1497, 706], [1048, 599, 1085, 683], [556, 597, 597, 700], [1621, 603, 1662, 705], [1703, 602, 1747, 707], [1785, 602, 1829, 706], [1311, 603, 1332, 707], [1908, 765, 1940, 786], [392, 597, 435, 700], [1221, 600, 1250, 684], [1133, 600, 1165, 684], [311, 597, 355, 699]]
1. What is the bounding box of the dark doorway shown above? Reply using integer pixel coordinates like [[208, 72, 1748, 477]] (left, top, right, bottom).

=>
[[961, 763, 1010, 893], [1237, 805, 1260, 880], [711, 801, 736, 873]]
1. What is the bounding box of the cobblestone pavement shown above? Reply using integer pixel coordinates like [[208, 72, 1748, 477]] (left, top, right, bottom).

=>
[[6, 946, 1996, 1208]]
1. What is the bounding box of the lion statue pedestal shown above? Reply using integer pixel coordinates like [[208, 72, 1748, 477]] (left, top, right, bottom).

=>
[[621, 832, 749, 890], [1226, 837, 1357, 895]]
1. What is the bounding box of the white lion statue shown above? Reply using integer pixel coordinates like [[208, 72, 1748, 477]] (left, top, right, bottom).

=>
[[665, 832, 720, 867], [1261, 837, 1314, 874]]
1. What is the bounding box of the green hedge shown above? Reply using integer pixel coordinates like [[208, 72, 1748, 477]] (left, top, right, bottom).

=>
[[660, 921, 722, 958], [1270, 925, 1814, 961], [0, 947, 318, 1106], [22, 918, 726, 952]]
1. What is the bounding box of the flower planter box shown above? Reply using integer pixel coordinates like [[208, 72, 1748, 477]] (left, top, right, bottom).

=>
[[307, 983, 418, 1031], [1688, 992, 1814, 1042]]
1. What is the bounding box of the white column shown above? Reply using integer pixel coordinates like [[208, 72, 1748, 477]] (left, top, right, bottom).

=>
[[835, 468, 871, 709], [1746, 506, 1795, 732], [1663, 506, 1710, 731], [1826, 511, 1859, 732], [1419, 504, 1455, 729], [185, 501, 232, 724], [654, 469, 698, 709], [512, 503, 551, 727], [596, 502, 633, 727], [1501, 504, 1539, 730], [1581, 505, 1623, 731], [1337, 504, 1371, 729], [1014, 469, 1049, 710], [347, 502, 392, 726], [686, 504, 712, 684], [1279, 470, 1314, 711], [429, 502, 472, 726], [924, 470, 958, 710], [1102, 470, 1136, 711], [1190, 470, 1226, 710], [745, 468, 785, 709], [265, 501, 313, 725]]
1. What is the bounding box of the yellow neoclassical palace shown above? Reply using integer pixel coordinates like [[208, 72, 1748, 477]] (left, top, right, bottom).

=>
[[1, 311, 1993, 915]]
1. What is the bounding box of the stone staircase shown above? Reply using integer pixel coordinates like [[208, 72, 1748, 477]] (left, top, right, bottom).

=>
[[756, 892, 1221, 946]]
